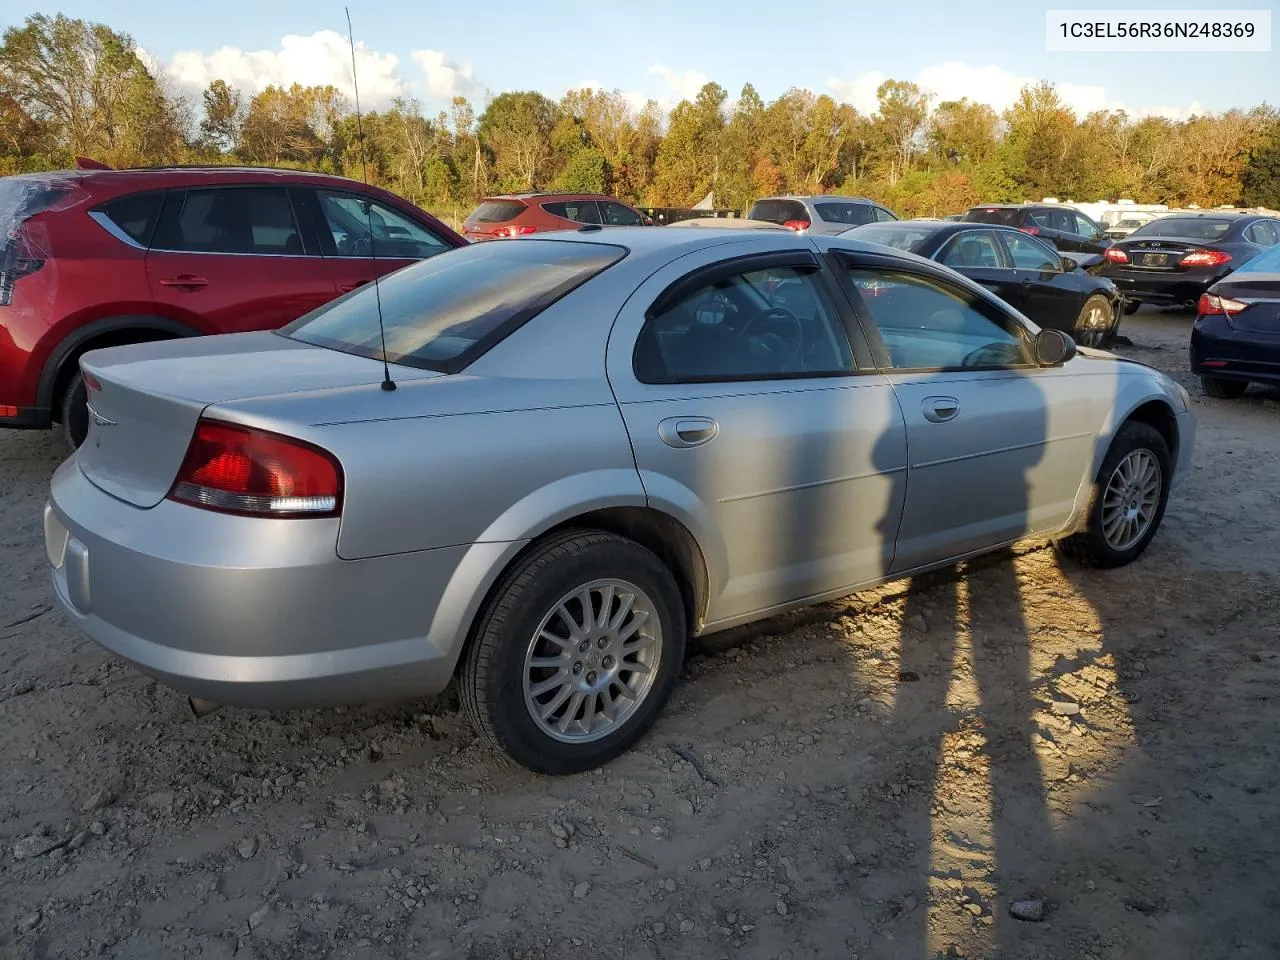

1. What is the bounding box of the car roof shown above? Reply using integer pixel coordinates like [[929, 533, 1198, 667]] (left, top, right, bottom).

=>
[[754, 194, 875, 203], [483, 192, 621, 202]]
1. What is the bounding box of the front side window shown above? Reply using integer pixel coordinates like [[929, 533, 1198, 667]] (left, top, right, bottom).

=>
[[634, 263, 855, 383], [939, 230, 1003, 268], [156, 187, 302, 255], [1001, 232, 1061, 271], [843, 268, 1032, 370], [316, 190, 450, 259], [284, 239, 625, 371]]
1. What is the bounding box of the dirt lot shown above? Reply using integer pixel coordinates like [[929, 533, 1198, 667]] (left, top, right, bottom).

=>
[[1, 309, 1278, 960]]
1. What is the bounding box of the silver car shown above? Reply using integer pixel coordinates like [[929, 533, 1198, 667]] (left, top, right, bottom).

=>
[[747, 195, 899, 235], [45, 228, 1195, 773]]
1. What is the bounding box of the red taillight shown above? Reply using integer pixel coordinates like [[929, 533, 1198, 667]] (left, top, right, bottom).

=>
[[783, 219, 811, 231], [168, 420, 342, 518], [1104, 247, 1129, 264], [1018, 225, 1040, 236], [1180, 249, 1232, 268], [82, 371, 102, 392], [497, 224, 537, 238], [1197, 292, 1246, 317]]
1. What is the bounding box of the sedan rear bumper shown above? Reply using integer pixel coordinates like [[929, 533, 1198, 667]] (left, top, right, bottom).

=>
[[45, 457, 496, 709], [1105, 268, 1228, 305], [1190, 315, 1280, 384]]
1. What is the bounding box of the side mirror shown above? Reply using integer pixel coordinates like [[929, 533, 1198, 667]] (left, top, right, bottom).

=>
[[1035, 328, 1077, 366]]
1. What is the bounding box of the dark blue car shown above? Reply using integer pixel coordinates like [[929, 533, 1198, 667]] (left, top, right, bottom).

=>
[[1190, 243, 1280, 398]]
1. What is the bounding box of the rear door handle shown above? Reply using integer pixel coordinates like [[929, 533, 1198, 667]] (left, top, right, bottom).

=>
[[657, 417, 718, 448], [922, 396, 959, 423], [159, 275, 208, 290], [338, 280, 369, 293]]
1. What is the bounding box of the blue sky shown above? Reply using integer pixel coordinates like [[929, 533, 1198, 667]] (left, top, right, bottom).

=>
[[8, 0, 1279, 119]]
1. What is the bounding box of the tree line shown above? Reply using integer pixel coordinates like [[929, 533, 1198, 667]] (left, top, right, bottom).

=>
[[3, 13, 1279, 225]]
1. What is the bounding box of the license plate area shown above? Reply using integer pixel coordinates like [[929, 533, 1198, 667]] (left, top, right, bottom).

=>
[[1140, 252, 1169, 267]]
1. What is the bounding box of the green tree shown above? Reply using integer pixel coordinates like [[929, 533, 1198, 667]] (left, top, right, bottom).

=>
[[1240, 122, 1280, 207], [650, 82, 726, 205], [199, 79, 242, 154], [554, 147, 609, 192], [477, 91, 557, 191]]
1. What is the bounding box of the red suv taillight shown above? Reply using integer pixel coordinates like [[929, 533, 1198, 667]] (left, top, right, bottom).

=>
[[168, 420, 343, 518], [783, 219, 811, 231], [0, 232, 46, 306], [1180, 249, 1232, 268], [1104, 247, 1129, 264], [1197, 292, 1246, 316], [497, 224, 537, 238]]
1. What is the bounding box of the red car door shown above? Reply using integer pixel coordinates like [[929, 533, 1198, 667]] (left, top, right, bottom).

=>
[[305, 187, 457, 295], [146, 185, 337, 334]]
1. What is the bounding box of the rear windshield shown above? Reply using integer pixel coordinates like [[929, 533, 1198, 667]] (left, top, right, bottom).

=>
[[469, 200, 527, 223], [962, 207, 1022, 226], [748, 199, 808, 224], [1129, 217, 1232, 240], [283, 240, 627, 372], [813, 201, 875, 226], [841, 223, 935, 252]]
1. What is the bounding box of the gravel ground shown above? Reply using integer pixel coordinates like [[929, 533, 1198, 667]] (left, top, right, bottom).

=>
[[1, 309, 1278, 960]]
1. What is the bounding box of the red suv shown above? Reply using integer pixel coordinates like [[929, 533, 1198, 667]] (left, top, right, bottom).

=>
[[461, 192, 650, 240], [0, 162, 465, 448]]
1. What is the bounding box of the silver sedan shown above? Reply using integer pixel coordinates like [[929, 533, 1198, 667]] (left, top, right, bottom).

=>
[[45, 227, 1195, 773]]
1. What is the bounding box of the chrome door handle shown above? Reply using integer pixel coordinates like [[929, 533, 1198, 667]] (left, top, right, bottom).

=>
[[922, 396, 959, 423], [657, 417, 718, 448]]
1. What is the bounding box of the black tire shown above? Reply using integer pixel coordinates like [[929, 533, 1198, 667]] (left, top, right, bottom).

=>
[[1057, 421, 1172, 569], [1201, 376, 1248, 400], [460, 529, 687, 774], [60, 373, 89, 452], [1123, 299, 1141, 315], [1073, 295, 1115, 348]]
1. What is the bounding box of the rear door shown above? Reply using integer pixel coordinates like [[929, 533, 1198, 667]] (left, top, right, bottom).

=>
[[607, 238, 908, 625], [935, 229, 1022, 305], [146, 185, 337, 334], [305, 188, 455, 294]]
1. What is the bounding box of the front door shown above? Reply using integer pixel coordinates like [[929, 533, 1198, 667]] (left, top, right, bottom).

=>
[[831, 254, 1097, 571], [607, 238, 908, 627], [303, 187, 456, 295], [999, 230, 1085, 332], [146, 185, 337, 334]]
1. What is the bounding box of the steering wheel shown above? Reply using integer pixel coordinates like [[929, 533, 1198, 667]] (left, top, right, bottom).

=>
[[742, 307, 804, 369], [961, 341, 1023, 368]]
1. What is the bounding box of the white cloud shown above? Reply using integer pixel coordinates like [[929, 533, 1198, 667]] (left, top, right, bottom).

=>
[[828, 61, 1205, 121], [410, 49, 485, 103], [648, 63, 710, 104], [168, 30, 410, 107]]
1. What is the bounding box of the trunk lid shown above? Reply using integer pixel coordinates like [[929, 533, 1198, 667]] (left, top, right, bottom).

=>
[[1219, 273, 1280, 335], [76, 332, 438, 507]]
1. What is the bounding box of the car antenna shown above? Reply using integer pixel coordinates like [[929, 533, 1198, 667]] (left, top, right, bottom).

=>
[[345, 7, 395, 391]]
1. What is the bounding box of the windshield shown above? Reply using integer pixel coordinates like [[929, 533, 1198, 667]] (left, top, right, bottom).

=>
[[283, 240, 626, 371], [1130, 217, 1233, 240], [748, 199, 808, 224], [841, 223, 934, 252], [962, 207, 1021, 226]]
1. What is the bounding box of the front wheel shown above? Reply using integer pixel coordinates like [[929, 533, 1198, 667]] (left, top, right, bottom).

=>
[[1057, 421, 1172, 569], [1073, 295, 1114, 348], [460, 530, 687, 774], [60, 373, 90, 452], [1202, 376, 1248, 399]]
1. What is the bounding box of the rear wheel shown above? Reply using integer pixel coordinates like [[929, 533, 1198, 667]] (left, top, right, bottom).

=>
[[1057, 421, 1171, 569], [1202, 376, 1248, 399], [461, 529, 687, 774], [1073, 295, 1114, 347], [60, 373, 89, 452], [1123, 299, 1142, 315]]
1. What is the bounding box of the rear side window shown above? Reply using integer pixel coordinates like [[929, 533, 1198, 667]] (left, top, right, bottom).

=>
[[600, 201, 644, 226], [963, 208, 1022, 226], [542, 200, 602, 224], [155, 187, 303, 255], [95, 192, 163, 247], [283, 239, 626, 372], [470, 201, 527, 222], [1244, 220, 1279, 246], [813, 202, 875, 226], [874, 207, 898, 222], [747, 199, 808, 224]]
